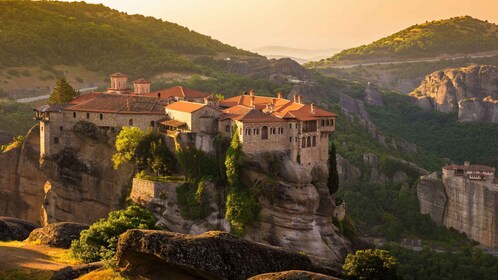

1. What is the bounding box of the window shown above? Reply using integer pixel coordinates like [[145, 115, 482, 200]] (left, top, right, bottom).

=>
[[321, 119, 325, 126], [278, 127, 284, 134], [150, 121, 155, 127], [295, 137, 297, 142], [86, 112, 90, 119], [326, 120, 330, 126], [312, 136, 317, 147], [100, 114, 103, 120], [41, 126, 43, 132], [225, 125, 230, 132], [129, 119, 133, 126], [253, 128, 259, 135], [289, 137, 292, 143], [59, 126, 63, 131], [54, 137, 59, 144], [73, 112, 76, 118], [295, 123, 298, 129], [302, 137, 306, 148], [331, 119, 335, 127], [289, 124, 292, 129], [261, 126, 268, 140], [307, 136, 311, 147]]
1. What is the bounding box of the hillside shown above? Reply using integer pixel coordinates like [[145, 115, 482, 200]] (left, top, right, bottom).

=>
[[0, 1, 255, 79], [313, 16, 498, 65]]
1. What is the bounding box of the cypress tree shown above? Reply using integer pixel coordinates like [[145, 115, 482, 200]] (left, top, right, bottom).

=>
[[327, 142, 339, 194], [48, 78, 79, 104]]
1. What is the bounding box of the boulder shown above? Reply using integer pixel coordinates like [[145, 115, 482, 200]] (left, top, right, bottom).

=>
[[0, 217, 39, 241], [27, 222, 89, 248], [117, 230, 339, 280], [52, 262, 103, 280], [248, 270, 340, 280]]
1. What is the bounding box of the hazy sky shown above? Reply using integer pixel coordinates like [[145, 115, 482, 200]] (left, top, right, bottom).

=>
[[61, 0, 498, 50]]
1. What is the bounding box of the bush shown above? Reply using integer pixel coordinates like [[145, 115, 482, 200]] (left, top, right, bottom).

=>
[[176, 181, 211, 220], [176, 146, 218, 182], [225, 186, 260, 236], [70, 205, 156, 263], [343, 249, 400, 280]]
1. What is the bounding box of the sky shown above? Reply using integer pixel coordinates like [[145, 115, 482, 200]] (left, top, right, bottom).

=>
[[60, 0, 498, 50]]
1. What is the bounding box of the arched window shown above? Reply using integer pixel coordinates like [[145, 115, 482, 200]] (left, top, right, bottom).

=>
[[307, 136, 311, 147], [225, 125, 230, 132], [129, 119, 133, 126], [312, 135, 317, 147], [302, 137, 306, 148], [261, 126, 268, 140]]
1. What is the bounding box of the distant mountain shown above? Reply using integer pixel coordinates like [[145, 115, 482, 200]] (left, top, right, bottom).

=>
[[254, 46, 340, 64], [313, 16, 498, 65], [0, 1, 256, 78]]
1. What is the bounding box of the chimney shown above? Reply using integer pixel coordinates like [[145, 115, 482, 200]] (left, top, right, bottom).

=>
[[293, 95, 298, 103], [464, 161, 470, 166], [298, 95, 302, 104], [277, 92, 283, 99], [271, 98, 276, 105], [311, 103, 316, 114], [250, 95, 255, 108], [249, 90, 255, 97]]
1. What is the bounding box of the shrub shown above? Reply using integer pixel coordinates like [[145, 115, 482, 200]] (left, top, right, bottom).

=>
[[225, 186, 260, 236], [176, 181, 210, 220], [343, 249, 400, 280], [70, 205, 156, 263], [176, 146, 218, 182]]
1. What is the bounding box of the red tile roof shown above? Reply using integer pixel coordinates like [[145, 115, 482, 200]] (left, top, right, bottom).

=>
[[64, 93, 164, 115], [110, 72, 128, 77], [234, 109, 285, 123], [148, 86, 210, 100], [165, 100, 206, 113], [133, 78, 150, 84], [444, 164, 495, 173]]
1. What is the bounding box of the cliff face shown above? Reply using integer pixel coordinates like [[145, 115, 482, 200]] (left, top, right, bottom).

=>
[[410, 65, 498, 122], [0, 125, 134, 225], [131, 153, 351, 265], [417, 172, 498, 249]]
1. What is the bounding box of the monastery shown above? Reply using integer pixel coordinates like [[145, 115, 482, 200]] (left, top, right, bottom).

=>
[[34, 73, 337, 170]]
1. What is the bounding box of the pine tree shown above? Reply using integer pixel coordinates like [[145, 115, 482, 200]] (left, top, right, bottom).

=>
[[48, 78, 79, 104], [327, 142, 339, 194]]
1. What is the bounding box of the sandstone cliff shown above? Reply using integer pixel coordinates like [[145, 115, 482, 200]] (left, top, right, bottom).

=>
[[417, 172, 498, 249], [0, 125, 134, 225], [131, 152, 351, 265], [410, 65, 498, 123]]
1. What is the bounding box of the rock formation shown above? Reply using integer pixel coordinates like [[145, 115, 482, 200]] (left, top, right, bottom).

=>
[[417, 166, 498, 249], [248, 270, 340, 280], [410, 65, 498, 123], [0, 125, 134, 225], [116, 230, 340, 280], [364, 82, 384, 107], [27, 222, 89, 248], [0, 216, 39, 241]]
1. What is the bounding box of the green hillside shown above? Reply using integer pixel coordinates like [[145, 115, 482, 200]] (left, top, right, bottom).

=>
[[313, 16, 498, 65], [0, 1, 255, 78]]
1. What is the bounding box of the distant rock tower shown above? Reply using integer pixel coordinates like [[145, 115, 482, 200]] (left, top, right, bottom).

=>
[[107, 72, 130, 94], [133, 78, 151, 94]]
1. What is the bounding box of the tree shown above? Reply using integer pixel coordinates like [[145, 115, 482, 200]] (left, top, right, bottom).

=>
[[48, 78, 79, 104], [70, 205, 156, 263], [225, 124, 242, 188], [327, 142, 339, 194], [343, 249, 400, 280], [112, 126, 144, 169]]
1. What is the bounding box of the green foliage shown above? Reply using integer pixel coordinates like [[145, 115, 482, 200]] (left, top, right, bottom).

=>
[[224, 125, 242, 188], [223, 126, 260, 235], [383, 244, 498, 280], [367, 92, 498, 169], [135, 130, 175, 176], [337, 181, 471, 245], [315, 16, 498, 64], [48, 78, 79, 104], [176, 181, 211, 221], [327, 143, 339, 194], [0, 101, 36, 137], [1, 135, 25, 153], [70, 205, 156, 263], [225, 186, 261, 236], [73, 121, 97, 139], [332, 215, 358, 241], [176, 146, 218, 182], [112, 126, 144, 169], [343, 249, 400, 280], [0, 1, 255, 77]]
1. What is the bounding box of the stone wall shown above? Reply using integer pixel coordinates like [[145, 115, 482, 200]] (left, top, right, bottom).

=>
[[63, 110, 161, 132], [130, 178, 181, 203]]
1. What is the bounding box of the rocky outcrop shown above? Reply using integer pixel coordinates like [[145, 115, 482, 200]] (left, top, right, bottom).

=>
[[248, 270, 340, 280], [0, 125, 134, 225], [226, 57, 314, 84], [0, 125, 46, 223], [27, 222, 89, 248], [410, 65, 498, 122], [336, 154, 361, 185], [364, 82, 384, 106], [116, 230, 339, 280], [416, 170, 498, 248], [0, 217, 39, 241], [416, 173, 447, 225]]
